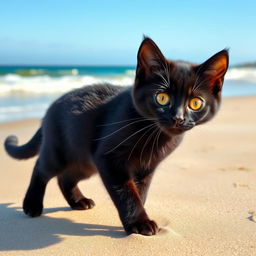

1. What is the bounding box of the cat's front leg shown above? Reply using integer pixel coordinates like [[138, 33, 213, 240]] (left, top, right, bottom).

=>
[[96, 160, 158, 236], [134, 169, 155, 205]]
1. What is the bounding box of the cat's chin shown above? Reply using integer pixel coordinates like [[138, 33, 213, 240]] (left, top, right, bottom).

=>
[[159, 126, 187, 136], [156, 118, 196, 136]]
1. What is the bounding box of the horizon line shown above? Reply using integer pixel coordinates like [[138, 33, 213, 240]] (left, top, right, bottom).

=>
[[0, 64, 137, 67]]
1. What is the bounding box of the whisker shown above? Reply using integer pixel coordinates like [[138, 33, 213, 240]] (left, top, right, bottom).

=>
[[154, 71, 169, 88], [127, 123, 156, 160], [104, 123, 156, 155], [167, 63, 171, 85], [158, 82, 169, 89], [139, 124, 158, 167], [147, 128, 160, 168], [192, 68, 203, 91], [152, 83, 169, 90], [192, 76, 209, 91], [156, 128, 162, 153], [94, 118, 154, 141], [97, 117, 158, 127], [97, 117, 143, 127], [162, 61, 170, 85]]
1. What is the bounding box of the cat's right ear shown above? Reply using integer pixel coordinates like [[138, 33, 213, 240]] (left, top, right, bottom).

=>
[[194, 49, 229, 97], [136, 37, 166, 79]]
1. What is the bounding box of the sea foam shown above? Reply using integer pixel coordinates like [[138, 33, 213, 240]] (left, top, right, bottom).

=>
[[0, 67, 255, 95], [0, 72, 135, 95], [0, 67, 255, 122], [225, 68, 256, 83]]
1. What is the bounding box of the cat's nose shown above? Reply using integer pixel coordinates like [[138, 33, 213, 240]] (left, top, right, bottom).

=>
[[172, 116, 185, 126], [172, 108, 185, 126]]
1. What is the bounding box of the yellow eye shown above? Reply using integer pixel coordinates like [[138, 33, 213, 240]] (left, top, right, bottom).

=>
[[156, 93, 170, 106], [189, 97, 203, 111]]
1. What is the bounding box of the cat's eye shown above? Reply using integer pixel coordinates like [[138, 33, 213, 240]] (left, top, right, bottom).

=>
[[189, 97, 203, 111], [156, 93, 170, 106]]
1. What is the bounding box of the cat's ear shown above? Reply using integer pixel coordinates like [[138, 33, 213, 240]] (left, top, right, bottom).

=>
[[195, 49, 229, 96], [136, 37, 166, 79]]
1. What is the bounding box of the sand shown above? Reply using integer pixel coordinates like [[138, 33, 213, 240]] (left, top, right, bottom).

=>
[[0, 96, 256, 256]]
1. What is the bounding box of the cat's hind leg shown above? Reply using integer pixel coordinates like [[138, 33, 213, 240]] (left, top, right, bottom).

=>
[[57, 169, 95, 210]]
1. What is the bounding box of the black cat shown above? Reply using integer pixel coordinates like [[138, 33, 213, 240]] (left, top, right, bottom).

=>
[[4, 37, 229, 236]]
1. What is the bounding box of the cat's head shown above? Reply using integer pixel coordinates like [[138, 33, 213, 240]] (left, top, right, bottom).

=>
[[132, 37, 229, 136]]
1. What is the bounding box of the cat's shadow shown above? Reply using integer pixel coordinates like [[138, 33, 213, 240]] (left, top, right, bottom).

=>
[[0, 203, 126, 251]]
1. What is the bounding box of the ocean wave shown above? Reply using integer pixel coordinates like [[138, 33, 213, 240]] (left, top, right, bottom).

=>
[[0, 103, 48, 114], [0, 73, 135, 95], [0, 67, 255, 123], [0, 67, 255, 96], [225, 68, 256, 83], [0, 103, 50, 122]]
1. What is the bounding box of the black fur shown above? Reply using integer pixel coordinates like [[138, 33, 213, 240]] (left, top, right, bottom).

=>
[[4, 37, 229, 236]]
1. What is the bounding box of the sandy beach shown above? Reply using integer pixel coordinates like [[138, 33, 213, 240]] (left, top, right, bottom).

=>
[[0, 96, 255, 256]]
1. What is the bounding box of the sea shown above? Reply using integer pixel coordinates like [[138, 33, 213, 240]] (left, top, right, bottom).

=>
[[0, 65, 256, 123]]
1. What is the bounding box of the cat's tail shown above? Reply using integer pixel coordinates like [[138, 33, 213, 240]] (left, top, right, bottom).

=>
[[4, 128, 42, 160]]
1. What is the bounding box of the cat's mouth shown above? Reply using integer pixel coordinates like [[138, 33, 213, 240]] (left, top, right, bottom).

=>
[[157, 119, 195, 135]]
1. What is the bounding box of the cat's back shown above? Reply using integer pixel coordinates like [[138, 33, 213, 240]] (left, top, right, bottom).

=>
[[42, 83, 128, 133], [56, 83, 125, 111], [44, 83, 127, 121]]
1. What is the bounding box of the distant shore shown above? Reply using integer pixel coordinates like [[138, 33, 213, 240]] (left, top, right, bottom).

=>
[[0, 96, 256, 256]]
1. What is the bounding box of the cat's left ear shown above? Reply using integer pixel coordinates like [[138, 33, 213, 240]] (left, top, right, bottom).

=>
[[136, 37, 166, 79], [195, 49, 229, 97]]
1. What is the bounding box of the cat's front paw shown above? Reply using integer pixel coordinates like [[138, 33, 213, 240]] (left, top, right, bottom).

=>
[[125, 219, 159, 236], [23, 197, 43, 217]]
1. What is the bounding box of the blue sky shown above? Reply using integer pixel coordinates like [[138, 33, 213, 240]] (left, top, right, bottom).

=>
[[1, 0, 256, 65]]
